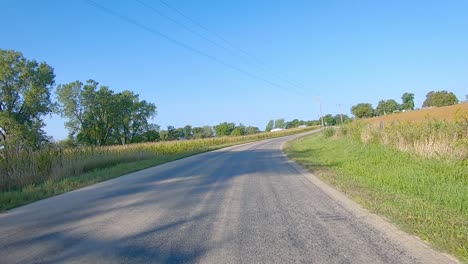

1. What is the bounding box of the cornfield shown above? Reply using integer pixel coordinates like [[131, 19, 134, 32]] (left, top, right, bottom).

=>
[[0, 126, 319, 191]]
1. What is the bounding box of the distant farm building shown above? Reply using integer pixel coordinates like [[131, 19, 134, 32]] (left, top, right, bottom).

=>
[[270, 128, 285, 132]]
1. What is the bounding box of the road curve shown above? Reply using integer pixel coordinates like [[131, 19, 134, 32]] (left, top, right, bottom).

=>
[[0, 132, 457, 264]]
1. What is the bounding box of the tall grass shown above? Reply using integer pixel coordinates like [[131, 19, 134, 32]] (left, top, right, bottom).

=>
[[287, 112, 468, 261], [340, 115, 468, 161], [0, 126, 319, 191], [364, 103, 468, 125], [285, 133, 467, 261]]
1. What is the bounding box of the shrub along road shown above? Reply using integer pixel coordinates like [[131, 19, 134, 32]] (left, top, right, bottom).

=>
[[0, 131, 457, 263]]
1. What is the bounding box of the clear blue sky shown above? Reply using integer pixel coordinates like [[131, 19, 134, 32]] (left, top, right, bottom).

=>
[[2, 0, 467, 140]]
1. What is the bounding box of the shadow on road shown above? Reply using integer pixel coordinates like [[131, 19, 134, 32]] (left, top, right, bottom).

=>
[[0, 142, 304, 263]]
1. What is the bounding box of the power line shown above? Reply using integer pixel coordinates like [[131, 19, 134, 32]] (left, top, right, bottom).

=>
[[135, 0, 305, 95], [86, 0, 303, 96], [134, 0, 235, 57], [158, 0, 307, 93]]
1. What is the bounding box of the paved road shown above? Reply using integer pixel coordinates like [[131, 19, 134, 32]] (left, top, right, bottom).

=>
[[0, 132, 456, 263]]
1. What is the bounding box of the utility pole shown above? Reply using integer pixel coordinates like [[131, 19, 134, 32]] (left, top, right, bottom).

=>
[[338, 104, 344, 125], [316, 97, 324, 127]]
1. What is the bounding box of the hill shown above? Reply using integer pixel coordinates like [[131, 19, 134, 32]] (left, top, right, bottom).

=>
[[363, 103, 468, 125]]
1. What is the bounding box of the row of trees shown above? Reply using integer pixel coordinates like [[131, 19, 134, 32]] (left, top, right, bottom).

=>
[[0, 49, 160, 148], [1, 49, 268, 148], [265, 118, 323, 131], [351, 91, 460, 118], [56, 80, 157, 146], [157, 123, 261, 141]]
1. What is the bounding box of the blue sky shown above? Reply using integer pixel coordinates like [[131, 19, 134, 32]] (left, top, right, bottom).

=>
[[2, 0, 467, 140]]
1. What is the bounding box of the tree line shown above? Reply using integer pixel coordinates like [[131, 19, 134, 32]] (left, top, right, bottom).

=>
[[0, 49, 279, 149], [0, 49, 162, 148], [351, 91, 461, 118], [264, 117, 344, 130]]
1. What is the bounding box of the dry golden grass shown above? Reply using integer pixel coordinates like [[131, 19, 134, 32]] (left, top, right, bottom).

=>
[[341, 109, 468, 161], [364, 103, 468, 125]]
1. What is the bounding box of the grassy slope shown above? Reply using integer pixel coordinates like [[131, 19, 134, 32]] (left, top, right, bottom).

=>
[[364, 102, 468, 125], [285, 133, 467, 262], [0, 127, 317, 211]]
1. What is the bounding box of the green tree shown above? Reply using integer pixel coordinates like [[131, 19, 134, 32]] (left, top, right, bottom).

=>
[[202, 126, 213, 138], [159, 130, 169, 141], [422, 90, 459, 107], [176, 127, 185, 139], [401, 92, 415, 110], [334, 114, 350, 124], [376, 99, 400, 116], [133, 124, 160, 142], [231, 124, 246, 136], [215, 122, 235, 136], [306, 120, 321, 126], [192, 127, 203, 139], [287, 119, 303, 128], [351, 103, 374, 118], [57, 80, 156, 145], [112, 91, 156, 144], [245, 126, 260, 135], [0, 49, 55, 148], [160, 126, 178, 141], [265, 120, 274, 132], [57, 80, 118, 145], [183, 125, 192, 139], [274, 118, 285, 129], [323, 114, 336, 126], [167, 126, 178, 140]]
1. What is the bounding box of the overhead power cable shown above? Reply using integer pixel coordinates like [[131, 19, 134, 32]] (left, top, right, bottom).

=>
[[157, 0, 307, 93], [86, 0, 303, 96], [134, 0, 235, 57]]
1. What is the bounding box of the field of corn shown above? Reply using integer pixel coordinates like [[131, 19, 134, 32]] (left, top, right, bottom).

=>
[[0, 126, 319, 192], [286, 107, 468, 261]]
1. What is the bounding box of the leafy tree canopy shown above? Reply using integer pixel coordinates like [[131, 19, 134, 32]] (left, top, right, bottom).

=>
[[274, 118, 285, 129], [376, 99, 400, 116], [230, 126, 245, 136], [56, 80, 156, 145], [323, 114, 336, 126], [422, 90, 459, 107], [245, 126, 260, 135], [183, 125, 192, 139], [351, 103, 374, 118], [265, 120, 274, 132], [215, 122, 235, 136], [0, 49, 55, 148], [401, 92, 415, 110]]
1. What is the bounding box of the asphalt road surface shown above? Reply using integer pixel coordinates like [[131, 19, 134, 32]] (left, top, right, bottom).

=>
[[0, 132, 457, 264]]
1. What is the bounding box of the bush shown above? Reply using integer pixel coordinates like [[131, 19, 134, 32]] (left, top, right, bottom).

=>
[[323, 127, 335, 138]]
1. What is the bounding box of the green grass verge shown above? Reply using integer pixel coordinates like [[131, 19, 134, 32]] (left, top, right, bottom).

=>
[[284, 133, 468, 262]]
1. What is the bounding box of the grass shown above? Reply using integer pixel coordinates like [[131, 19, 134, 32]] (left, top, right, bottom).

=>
[[346, 116, 468, 161], [0, 126, 319, 211], [285, 132, 468, 262], [364, 102, 468, 125]]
